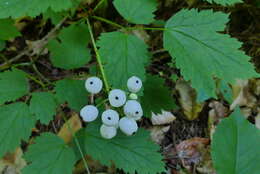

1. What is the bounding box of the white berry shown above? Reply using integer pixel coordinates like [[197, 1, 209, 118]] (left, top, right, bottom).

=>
[[85, 77, 103, 94], [123, 100, 143, 119], [101, 109, 119, 127], [127, 76, 142, 93], [108, 89, 126, 107], [80, 105, 99, 122], [119, 117, 138, 136], [100, 124, 117, 139]]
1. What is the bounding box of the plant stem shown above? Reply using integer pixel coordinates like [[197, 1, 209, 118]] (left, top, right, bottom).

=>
[[126, 26, 165, 31], [61, 113, 91, 174], [91, 16, 124, 29], [93, 0, 107, 12], [96, 98, 109, 107], [92, 16, 165, 31], [86, 18, 110, 93], [26, 74, 46, 88]]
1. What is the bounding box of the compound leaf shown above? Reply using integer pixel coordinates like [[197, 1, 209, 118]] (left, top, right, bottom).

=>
[[163, 9, 258, 99], [23, 133, 76, 174], [0, 18, 20, 40], [0, 69, 29, 104], [29, 92, 57, 125], [0, 0, 72, 18], [76, 123, 165, 174], [97, 31, 149, 89], [113, 0, 157, 24], [141, 75, 175, 117], [48, 23, 91, 69], [54, 79, 88, 111], [212, 108, 260, 174], [0, 103, 35, 158]]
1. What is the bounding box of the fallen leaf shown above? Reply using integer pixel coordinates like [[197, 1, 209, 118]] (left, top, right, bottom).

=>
[[151, 110, 176, 125], [175, 80, 203, 120], [230, 79, 257, 111], [0, 148, 26, 174], [150, 126, 170, 144], [175, 138, 210, 169], [208, 101, 229, 139], [58, 112, 82, 144]]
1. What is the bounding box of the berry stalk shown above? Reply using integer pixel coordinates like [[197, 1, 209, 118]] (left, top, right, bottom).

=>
[[86, 18, 110, 93]]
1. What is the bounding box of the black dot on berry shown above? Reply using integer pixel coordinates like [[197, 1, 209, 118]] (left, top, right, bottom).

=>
[[90, 81, 93, 85], [115, 96, 119, 100], [135, 111, 139, 115], [132, 132, 136, 135], [136, 80, 139, 84], [107, 117, 111, 120]]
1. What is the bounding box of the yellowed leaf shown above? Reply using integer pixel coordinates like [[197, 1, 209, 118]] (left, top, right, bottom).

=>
[[175, 80, 203, 120], [58, 112, 82, 144]]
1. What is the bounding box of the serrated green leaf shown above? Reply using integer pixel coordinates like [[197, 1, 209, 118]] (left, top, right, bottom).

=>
[[0, 40, 5, 50], [113, 0, 157, 24], [29, 92, 57, 125], [0, 18, 20, 40], [76, 123, 165, 174], [141, 75, 175, 117], [0, 69, 29, 104], [212, 108, 260, 174], [163, 9, 258, 99], [48, 23, 91, 69], [23, 133, 76, 174], [54, 79, 88, 111], [205, 0, 243, 6], [0, 0, 72, 18], [0, 102, 35, 158], [97, 31, 149, 89]]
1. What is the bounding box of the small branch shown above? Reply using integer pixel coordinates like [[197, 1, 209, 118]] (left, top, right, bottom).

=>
[[0, 49, 30, 70], [0, 16, 68, 71]]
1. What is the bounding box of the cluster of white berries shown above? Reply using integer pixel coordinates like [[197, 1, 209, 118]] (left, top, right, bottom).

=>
[[80, 76, 143, 139]]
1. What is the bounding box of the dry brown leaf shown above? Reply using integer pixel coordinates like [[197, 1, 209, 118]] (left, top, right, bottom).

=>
[[176, 137, 210, 169], [0, 148, 26, 174], [150, 126, 170, 144], [58, 112, 82, 144], [151, 110, 176, 125], [230, 79, 257, 110], [208, 101, 229, 139], [175, 80, 203, 120]]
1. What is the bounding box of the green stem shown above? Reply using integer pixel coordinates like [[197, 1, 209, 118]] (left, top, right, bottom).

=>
[[86, 18, 110, 93], [96, 98, 109, 107], [92, 16, 165, 31], [61, 113, 91, 174], [126, 26, 165, 31], [93, 0, 107, 12], [30, 57, 52, 86], [26, 74, 46, 88], [91, 16, 124, 29]]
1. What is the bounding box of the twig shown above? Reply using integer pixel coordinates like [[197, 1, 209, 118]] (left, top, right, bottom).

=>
[[0, 16, 67, 70]]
